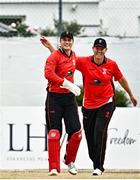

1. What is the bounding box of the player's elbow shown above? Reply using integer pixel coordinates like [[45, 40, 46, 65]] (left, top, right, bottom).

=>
[[44, 69, 51, 80]]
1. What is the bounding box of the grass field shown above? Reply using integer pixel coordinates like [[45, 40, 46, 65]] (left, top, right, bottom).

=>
[[0, 169, 140, 179]]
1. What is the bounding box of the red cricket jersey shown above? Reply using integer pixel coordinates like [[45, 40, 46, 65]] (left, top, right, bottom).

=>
[[44, 49, 77, 93], [76, 56, 123, 109]]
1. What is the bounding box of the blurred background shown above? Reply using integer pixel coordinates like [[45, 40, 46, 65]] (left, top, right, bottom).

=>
[[0, 0, 140, 173], [0, 0, 140, 106]]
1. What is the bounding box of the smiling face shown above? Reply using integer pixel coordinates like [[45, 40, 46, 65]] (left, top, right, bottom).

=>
[[60, 37, 74, 53], [93, 46, 107, 65]]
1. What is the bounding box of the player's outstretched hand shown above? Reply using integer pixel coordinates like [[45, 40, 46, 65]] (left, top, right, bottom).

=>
[[130, 95, 137, 106], [40, 36, 55, 52]]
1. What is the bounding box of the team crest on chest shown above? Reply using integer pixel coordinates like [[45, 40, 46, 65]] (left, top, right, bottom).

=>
[[102, 68, 107, 75], [72, 59, 76, 66]]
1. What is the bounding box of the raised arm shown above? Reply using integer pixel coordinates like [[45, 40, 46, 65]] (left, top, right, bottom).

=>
[[118, 76, 137, 106], [40, 36, 56, 53]]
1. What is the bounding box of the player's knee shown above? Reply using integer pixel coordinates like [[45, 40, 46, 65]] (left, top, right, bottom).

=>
[[48, 129, 60, 140], [71, 129, 82, 141]]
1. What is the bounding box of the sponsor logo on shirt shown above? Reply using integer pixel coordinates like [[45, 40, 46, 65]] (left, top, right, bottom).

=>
[[91, 79, 102, 86]]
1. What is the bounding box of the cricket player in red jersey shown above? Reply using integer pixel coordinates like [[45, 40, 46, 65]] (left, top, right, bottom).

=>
[[40, 37, 137, 176], [43, 32, 82, 176]]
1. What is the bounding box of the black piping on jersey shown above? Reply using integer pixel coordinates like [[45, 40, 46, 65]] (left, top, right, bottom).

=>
[[91, 56, 107, 66], [59, 47, 73, 58]]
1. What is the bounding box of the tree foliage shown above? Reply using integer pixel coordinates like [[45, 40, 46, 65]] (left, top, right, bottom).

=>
[[76, 87, 131, 107]]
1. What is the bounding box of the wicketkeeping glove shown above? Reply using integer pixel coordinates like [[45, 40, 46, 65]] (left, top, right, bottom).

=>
[[61, 78, 81, 96]]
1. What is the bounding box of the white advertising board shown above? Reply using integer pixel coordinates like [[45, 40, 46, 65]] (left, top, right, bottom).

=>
[[0, 107, 140, 170]]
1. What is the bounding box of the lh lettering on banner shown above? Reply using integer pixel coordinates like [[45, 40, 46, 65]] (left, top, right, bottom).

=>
[[8, 124, 48, 151]]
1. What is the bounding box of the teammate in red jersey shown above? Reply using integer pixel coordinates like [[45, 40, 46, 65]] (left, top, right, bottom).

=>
[[40, 36, 137, 176], [43, 32, 82, 176]]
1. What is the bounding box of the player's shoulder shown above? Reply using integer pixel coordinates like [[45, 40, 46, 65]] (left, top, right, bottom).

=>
[[46, 50, 61, 63], [77, 55, 91, 61], [52, 49, 60, 55], [106, 57, 117, 65], [48, 49, 61, 59]]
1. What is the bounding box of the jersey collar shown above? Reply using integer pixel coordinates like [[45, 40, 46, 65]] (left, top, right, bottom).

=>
[[59, 47, 72, 58], [91, 56, 107, 66]]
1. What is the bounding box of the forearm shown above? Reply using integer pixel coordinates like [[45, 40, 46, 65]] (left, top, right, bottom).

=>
[[47, 44, 55, 53], [44, 70, 64, 85], [118, 77, 133, 97], [40, 36, 55, 53], [44, 64, 64, 85]]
